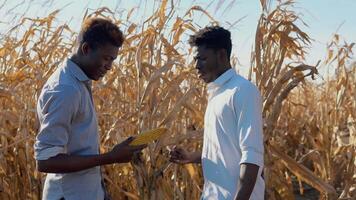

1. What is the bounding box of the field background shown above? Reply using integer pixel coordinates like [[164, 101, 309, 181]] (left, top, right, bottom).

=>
[[0, 0, 355, 199]]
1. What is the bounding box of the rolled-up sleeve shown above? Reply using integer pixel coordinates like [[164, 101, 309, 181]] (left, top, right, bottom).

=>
[[34, 84, 80, 160], [234, 84, 264, 167]]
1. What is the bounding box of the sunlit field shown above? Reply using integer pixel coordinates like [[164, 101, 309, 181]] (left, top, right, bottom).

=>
[[0, 0, 355, 199]]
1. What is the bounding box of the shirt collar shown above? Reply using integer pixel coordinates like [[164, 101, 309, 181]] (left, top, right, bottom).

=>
[[207, 68, 235, 93], [66, 58, 91, 82]]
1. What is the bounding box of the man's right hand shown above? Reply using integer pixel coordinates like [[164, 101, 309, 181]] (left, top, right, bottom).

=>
[[36, 137, 147, 173], [108, 137, 147, 163], [169, 146, 201, 164]]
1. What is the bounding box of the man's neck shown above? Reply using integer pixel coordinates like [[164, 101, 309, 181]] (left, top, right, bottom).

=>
[[214, 63, 232, 80], [70, 54, 89, 77]]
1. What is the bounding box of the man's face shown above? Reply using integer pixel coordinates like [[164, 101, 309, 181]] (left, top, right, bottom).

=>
[[194, 45, 221, 83], [83, 43, 119, 81]]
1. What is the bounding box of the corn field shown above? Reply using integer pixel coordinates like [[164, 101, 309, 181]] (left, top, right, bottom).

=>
[[0, 0, 355, 199]]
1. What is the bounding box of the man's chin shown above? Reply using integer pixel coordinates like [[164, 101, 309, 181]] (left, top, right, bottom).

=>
[[90, 75, 101, 81], [200, 76, 210, 83]]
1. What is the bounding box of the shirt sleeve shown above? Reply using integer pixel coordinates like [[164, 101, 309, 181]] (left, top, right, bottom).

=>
[[233, 83, 264, 167], [34, 84, 80, 161]]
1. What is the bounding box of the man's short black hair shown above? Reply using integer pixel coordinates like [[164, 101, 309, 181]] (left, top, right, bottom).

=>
[[78, 17, 124, 49], [189, 26, 232, 60]]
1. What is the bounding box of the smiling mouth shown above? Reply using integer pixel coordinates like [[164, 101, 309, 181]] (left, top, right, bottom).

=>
[[98, 70, 107, 77]]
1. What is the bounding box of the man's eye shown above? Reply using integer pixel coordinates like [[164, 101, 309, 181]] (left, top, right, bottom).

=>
[[194, 56, 204, 61]]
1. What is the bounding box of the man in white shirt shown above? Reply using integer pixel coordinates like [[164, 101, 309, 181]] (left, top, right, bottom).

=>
[[170, 26, 264, 200]]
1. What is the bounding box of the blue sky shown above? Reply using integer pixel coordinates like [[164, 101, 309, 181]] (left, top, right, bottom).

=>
[[1, 0, 355, 76]]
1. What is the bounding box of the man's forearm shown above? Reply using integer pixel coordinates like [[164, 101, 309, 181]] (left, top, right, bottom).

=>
[[235, 163, 259, 200], [37, 153, 114, 173]]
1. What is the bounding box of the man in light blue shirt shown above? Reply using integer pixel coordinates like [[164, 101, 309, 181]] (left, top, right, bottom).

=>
[[35, 18, 146, 200]]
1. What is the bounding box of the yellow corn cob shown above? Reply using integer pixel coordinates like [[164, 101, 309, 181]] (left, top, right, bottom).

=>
[[130, 127, 168, 146]]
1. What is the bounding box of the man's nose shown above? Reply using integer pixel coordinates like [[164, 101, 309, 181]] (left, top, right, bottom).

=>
[[195, 63, 203, 70]]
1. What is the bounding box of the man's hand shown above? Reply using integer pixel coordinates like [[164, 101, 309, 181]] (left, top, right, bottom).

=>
[[37, 137, 147, 173], [169, 146, 201, 164], [107, 136, 147, 163], [235, 163, 259, 200]]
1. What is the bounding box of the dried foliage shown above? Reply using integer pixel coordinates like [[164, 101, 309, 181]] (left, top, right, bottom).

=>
[[0, 0, 354, 199]]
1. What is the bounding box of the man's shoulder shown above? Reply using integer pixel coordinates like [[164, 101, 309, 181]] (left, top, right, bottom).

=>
[[39, 83, 81, 104], [228, 74, 260, 94], [40, 67, 82, 101], [42, 65, 82, 95]]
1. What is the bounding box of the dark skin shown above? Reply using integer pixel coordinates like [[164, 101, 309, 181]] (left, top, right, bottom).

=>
[[169, 45, 259, 200], [72, 42, 118, 81], [37, 42, 146, 173]]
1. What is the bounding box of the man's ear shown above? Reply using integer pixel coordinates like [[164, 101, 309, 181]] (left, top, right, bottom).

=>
[[218, 48, 228, 61], [80, 42, 91, 56]]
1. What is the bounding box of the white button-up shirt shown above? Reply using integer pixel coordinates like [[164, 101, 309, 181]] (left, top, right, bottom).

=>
[[34, 59, 105, 200], [201, 68, 265, 200]]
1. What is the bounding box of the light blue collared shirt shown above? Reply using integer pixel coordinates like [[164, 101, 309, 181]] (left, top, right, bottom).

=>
[[34, 59, 105, 200]]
